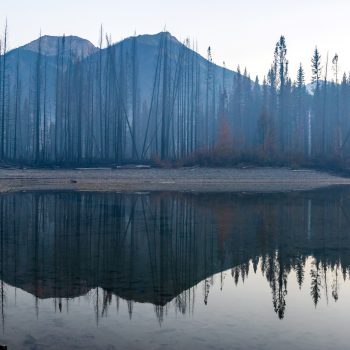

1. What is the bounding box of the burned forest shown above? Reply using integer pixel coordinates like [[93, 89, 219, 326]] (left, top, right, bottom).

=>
[[0, 27, 350, 167]]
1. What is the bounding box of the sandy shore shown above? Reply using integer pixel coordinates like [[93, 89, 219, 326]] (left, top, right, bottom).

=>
[[0, 167, 349, 193]]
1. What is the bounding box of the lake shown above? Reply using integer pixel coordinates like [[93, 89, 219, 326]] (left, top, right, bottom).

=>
[[0, 188, 350, 349]]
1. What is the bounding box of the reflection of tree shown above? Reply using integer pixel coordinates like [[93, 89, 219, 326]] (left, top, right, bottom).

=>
[[310, 258, 321, 306], [203, 278, 210, 305], [262, 251, 288, 319], [331, 264, 340, 302], [0, 188, 350, 324], [231, 267, 240, 286], [0, 280, 5, 333], [0, 198, 5, 333], [295, 255, 305, 289]]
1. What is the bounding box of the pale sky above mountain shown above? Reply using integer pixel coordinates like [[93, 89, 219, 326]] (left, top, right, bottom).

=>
[[2, 0, 349, 82]]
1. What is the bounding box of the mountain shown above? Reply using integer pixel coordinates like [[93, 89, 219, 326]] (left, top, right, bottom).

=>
[[6, 31, 239, 103], [20, 35, 98, 59], [1, 31, 251, 164]]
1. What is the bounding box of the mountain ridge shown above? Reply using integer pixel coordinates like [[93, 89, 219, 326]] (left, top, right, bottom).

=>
[[19, 34, 98, 59], [8, 31, 238, 78]]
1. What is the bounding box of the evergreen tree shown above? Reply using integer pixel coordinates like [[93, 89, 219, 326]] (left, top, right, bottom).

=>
[[311, 47, 322, 90], [311, 47, 322, 154]]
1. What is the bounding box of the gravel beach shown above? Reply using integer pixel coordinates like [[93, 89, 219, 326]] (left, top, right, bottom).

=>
[[0, 167, 349, 193]]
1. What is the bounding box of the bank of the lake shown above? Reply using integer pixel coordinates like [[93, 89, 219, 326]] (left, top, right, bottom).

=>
[[0, 167, 349, 193]]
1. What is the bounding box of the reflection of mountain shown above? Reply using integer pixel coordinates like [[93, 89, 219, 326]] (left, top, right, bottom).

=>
[[1, 188, 350, 320]]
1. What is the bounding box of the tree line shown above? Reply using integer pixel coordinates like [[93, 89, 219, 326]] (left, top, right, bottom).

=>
[[1, 25, 350, 166]]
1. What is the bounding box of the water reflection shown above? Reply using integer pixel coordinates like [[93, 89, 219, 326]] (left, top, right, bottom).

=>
[[0, 188, 350, 329]]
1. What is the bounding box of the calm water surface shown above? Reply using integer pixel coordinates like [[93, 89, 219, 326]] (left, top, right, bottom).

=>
[[1, 189, 350, 349]]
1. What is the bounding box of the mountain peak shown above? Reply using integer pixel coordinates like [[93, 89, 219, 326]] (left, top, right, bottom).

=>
[[20, 35, 98, 59]]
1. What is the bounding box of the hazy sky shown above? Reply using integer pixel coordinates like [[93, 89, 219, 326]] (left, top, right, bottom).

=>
[[2, 0, 349, 82]]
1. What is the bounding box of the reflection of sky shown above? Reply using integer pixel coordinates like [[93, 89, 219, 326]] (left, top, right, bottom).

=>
[[2, 0, 350, 83], [1, 259, 350, 349]]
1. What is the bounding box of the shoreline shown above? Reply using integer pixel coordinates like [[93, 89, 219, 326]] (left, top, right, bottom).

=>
[[0, 167, 349, 193]]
